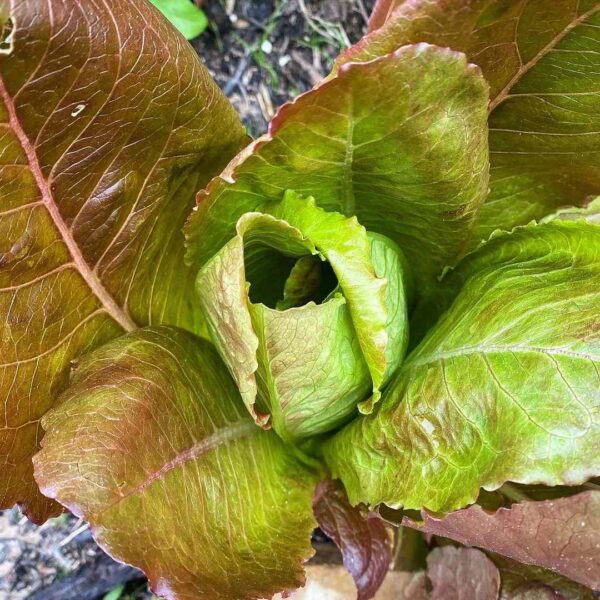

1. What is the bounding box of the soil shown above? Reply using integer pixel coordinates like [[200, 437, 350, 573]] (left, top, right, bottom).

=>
[[194, 0, 375, 136], [0, 1, 375, 598]]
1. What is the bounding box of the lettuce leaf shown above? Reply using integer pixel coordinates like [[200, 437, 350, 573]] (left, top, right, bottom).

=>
[[325, 221, 600, 512], [0, 0, 246, 521], [313, 479, 391, 600], [34, 327, 319, 600], [406, 547, 501, 600], [186, 43, 489, 297], [403, 490, 600, 590], [492, 554, 596, 599], [367, 0, 406, 33], [195, 193, 409, 440], [543, 197, 600, 224], [337, 0, 600, 246]]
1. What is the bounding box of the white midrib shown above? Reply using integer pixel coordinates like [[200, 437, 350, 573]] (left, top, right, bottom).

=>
[[0, 73, 137, 332], [489, 4, 600, 113], [342, 98, 356, 216]]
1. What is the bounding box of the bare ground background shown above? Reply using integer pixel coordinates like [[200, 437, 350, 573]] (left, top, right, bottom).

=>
[[0, 1, 375, 599]]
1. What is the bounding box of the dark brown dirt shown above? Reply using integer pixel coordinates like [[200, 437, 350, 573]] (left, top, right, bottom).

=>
[[194, 0, 375, 136], [0, 2, 373, 598]]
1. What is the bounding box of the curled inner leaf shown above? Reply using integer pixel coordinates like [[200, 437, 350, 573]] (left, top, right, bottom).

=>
[[195, 192, 410, 441]]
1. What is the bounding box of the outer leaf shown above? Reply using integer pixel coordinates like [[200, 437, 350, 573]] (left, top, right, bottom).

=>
[[324, 221, 600, 512], [368, 0, 406, 32], [0, 0, 246, 520], [313, 479, 391, 600], [339, 0, 600, 244], [149, 0, 208, 40], [33, 327, 318, 600], [403, 491, 600, 591], [408, 547, 501, 600], [185, 43, 489, 295]]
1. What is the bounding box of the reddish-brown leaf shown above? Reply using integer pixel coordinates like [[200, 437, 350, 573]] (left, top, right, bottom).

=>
[[428, 547, 500, 600], [0, 0, 246, 521], [404, 491, 600, 591], [368, 0, 406, 32], [313, 480, 391, 600], [34, 327, 318, 600], [403, 547, 500, 600]]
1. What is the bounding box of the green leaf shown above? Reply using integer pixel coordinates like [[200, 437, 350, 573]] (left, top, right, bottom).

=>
[[33, 327, 319, 600], [266, 192, 390, 399], [186, 43, 489, 297], [365, 231, 412, 412], [339, 0, 600, 246], [195, 194, 409, 440], [197, 209, 316, 428], [403, 490, 600, 590], [249, 296, 372, 440], [277, 255, 323, 311], [149, 0, 208, 40], [324, 221, 600, 513], [0, 0, 247, 522]]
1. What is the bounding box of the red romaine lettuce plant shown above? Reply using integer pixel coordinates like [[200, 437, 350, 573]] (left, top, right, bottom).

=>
[[1, 0, 599, 599]]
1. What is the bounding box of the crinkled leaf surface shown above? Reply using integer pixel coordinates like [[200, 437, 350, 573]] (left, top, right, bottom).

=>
[[341, 0, 600, 244], [0, 0, 246, 521], [34, 327, 318, 600], [196, 195, 409, 440], [404, 491, 600, 591], [324, 221, 600, 512], [313, 479, 391, 600], [249, 296, 371, 440], [266, 193, 390, 399], [186, 43, 489, 295], [196, 209, 316, 426]]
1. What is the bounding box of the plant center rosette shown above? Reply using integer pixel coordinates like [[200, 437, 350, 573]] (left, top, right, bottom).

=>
[[195, 190, 412, 442]]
